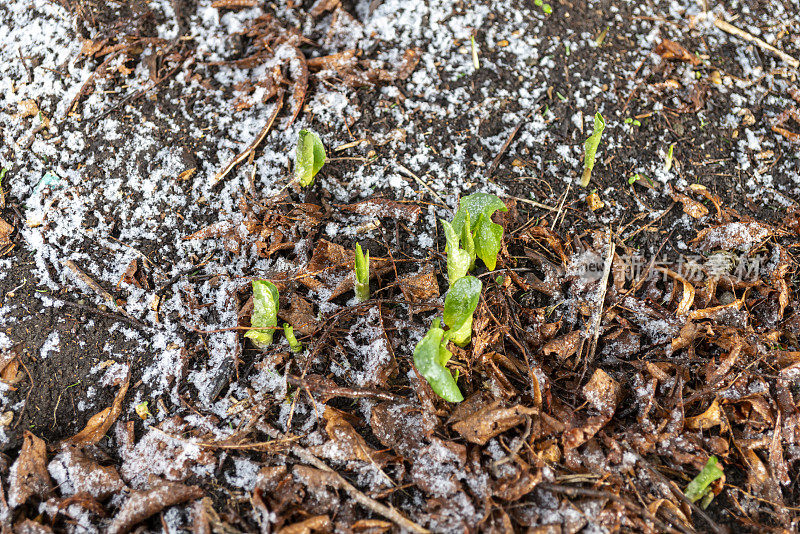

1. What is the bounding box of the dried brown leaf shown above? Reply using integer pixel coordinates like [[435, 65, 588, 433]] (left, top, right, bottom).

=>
[[108, 479, 203, 534], [451, 403, 538, 445], [8, 432, 51, 508], [65, 375, 128, 445], [0, 218, 12, 247], [582, 369, 620, 417], [277, 515, 331, 534], [691, 221, 778, 252], [543, 331, 581, 362], [398, 267, 439, 303], [48, 446, 125, 500], [338, 198, 421, 223], [685, 399, 724, 430], [671, 191, 709, 219], [655, 39, 701, 65]]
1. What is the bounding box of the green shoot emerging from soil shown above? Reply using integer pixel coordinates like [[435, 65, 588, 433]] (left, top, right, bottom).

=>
[[581, 112, 605, 187], [452, 193, 507, 271], [283, 323, 302, 353], [295, 129, 326, 187], [664, 142, 675, 172], [245, 280, 279, 349], [354, 243, 369, 302], [442, 219, 473, 285], [413, 319, 464, 402], [443, 276, 482, 347], [685, 456, 724, 509]]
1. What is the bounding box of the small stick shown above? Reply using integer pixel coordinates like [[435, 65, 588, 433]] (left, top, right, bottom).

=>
[[715, 18, 799, 69], [396, 163, 452, 214], [487, 119, 525, 180], [286, 375, 403, 402], [213, 92, 284, 185], [502, 194, 557, 211], [585, 228, 614, 363]]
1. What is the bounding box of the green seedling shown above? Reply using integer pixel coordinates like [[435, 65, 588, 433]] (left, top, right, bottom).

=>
[[283, 323, 302, 353], [595, 26, 609, 46], [664, 143, 675, 172], [412, 319, 464, 402], [443, 276, 482, 347], [442, 219, 473, 285], [685, 456, 724, 509], [624, 117, 641, 127], [244, 280, 279, 349], [534, 0, 552, 13], [295, 129, 326, 187], [581, 111, 606, 187], [556, 91, 567, 102], [354, 243, 370, 302], [452, 193, 507, 271]]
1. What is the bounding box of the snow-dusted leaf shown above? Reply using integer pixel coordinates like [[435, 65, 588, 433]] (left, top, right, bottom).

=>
[[412, 319, 463, 403], [443, 276, 482, 347], [473, 213, 504, 271], [65, 375, 129, 446], [8, 432, 51, 508], [244, 280, 279, 349], [451, 193, 507, 237], [295, 129, 326, 187]]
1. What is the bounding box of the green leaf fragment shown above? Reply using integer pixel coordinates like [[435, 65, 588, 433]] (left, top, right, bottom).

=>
[[244, 280, 279, 349], [295, 129, 326, 187], [354, 243, 370, 302], [581, 111, 605, 187], [685, 456, 724, 508], [413, 319, 464, 402], [442, 219, 472, 285], [451, 193, 507, 237], [473, 213, 504, 271], [664, 142, 675, 172], [443, 276, 482, 347], [284, 323, 302, 353]]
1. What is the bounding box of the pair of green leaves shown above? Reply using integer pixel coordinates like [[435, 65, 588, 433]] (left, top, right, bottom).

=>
[[245, 280, 305, 352], [354, 243, 370, 302], [413, 276, 482, 402], [295, 130, 326, 187], [442, 193, 507, 284], [685, 456, 724, 509]]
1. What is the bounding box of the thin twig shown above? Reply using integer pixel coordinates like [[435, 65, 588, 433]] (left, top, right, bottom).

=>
[[396, 163, 452, 214], [586, 228, 615, 363], [286, 375, 403, 402], [487, 117, 526, 180], [502, 194, 557, 211], [214, 91, 284, 185], [715, 18, 799, 68]]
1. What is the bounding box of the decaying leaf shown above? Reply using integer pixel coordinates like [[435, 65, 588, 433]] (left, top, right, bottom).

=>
[[48, 445, 125, 499], [670, 190, 709, 219], [107, 478, 203, 534], [398, 266, 439, 303], [582, 369, 620, 417], [451, 402, 537, 445], [8, 432, 52, 508], [65, 374, 129, 445], [691, 221, 778, 252], [277, 514, 331, 534], [655, 39, 701, 65], [310, 407, 389, 466], [338, 198, 421, 223], [543, 331, 581, 361], [0, 217, 12, 247], [685, 398, 724, 430]]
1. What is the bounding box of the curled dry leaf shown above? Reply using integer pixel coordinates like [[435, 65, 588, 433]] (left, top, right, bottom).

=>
[[654, 39, 702, 65], [48, 446, 125, 499], [0, 217, 12, 248], [451, 402, 538, 445], [370, 402, 437, 457], [691, 221, 778, 252], [277, 514, 331, 534], [543, 331, 581, 362], [310, 407, 388, 466], [685, 399, 724, 430], [398, 266, 439, 303], [647, 499, 691, 527], [65, 375, 128, 445], [8, 432, 52, 508], [582, 369, 620, 417], [655, 267, 695, 316], [107, 478, 203, 534], [670, 191, 708, 219]]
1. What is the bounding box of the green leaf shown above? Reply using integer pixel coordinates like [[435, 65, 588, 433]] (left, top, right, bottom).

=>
[[452, 193, 508, 237], [460, 211, 476, 270], [295, 129, 326, 187], [664, 142, 675, 172], [244, 280, 279, 349], [473, 213, 504, 271], [685, 456, 724, 508], [443, 276, 482, 347], [283, 323, 302, 353], [581, 112, 605, 187], [354, 243, 370, 302], [442, 219, 472, 285], [412, 319, 464, 402]]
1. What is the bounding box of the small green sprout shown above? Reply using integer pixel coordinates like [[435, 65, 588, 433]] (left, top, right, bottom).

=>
[[595, 26, 610, 46], [442, 219, 473, 285], [556, 91, 567, 102], [664, 143, 675, 172], [451, 193, 508, 272], [685, 456, 724, 509], [581, 111, 605, 187], [412, 319, 463, 402], [443, 276, 482, 347], [283, 323, 302, 353], [244, 280, 279, 349], [354, 243, 370, 302], [624, 117, 641, 127], [295, 129, 326, 187], [543, 3, 552, 14], [135, 401, 153, 420]]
